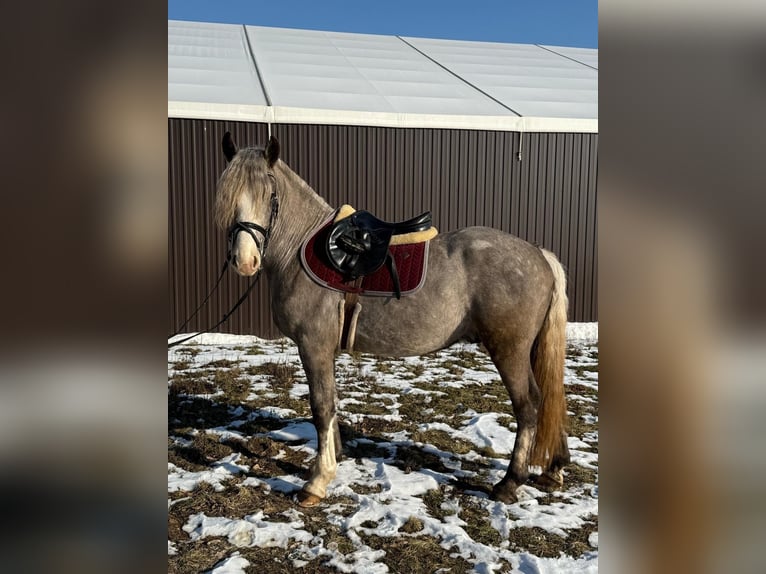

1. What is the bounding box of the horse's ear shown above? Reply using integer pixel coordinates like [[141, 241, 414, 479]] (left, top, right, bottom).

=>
[[222, 131, 238, 162], [265, 135, 280, 166]]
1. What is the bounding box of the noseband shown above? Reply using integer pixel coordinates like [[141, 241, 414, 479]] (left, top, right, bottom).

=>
[[227, 173, 280, 263]]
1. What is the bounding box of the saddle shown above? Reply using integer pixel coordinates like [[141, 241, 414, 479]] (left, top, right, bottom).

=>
[[300, 206, 438, 352], [326, 207, 434, 292]]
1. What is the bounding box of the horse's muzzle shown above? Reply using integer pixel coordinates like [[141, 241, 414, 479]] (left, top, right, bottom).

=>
[[233, 254, 259, 276]]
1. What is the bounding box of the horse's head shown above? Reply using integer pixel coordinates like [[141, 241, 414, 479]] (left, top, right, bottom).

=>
[[215, 132, 280, 276]]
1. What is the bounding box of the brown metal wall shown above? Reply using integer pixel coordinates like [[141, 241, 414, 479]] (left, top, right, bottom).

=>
[[169, 119, 598, 338]]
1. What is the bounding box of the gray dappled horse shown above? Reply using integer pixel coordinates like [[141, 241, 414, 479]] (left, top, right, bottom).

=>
[[214, 133, 570, 507]]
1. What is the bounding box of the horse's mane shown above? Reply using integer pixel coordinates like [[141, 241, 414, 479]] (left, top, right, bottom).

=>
[[214, 147, 270, 230]]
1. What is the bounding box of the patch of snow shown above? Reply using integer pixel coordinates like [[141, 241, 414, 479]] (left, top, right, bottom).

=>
[[205, 551, 250, 574], [498, 489, 599, 539], [323, 547, 388, 574], [516, 551, 598, 573], [168, 464, 233, 493], [184, 510, 314, 548], [245, 381, 271, 393], [170, 435, 194, 448], [213, 453, 250, 474], [289, 383, 310, 398], [459, 412, 517, 455], [207, 428, 247, 441], [268, 420, 316, 444], [169, 333, 271, 346], [254, 406, 297, 418], [569, 448, 599, 470], [567, 322, 598, 342], [168, 453, 249, 493]]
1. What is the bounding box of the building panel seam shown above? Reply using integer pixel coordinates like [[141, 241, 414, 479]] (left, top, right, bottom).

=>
[[395, 35, 522, 117]]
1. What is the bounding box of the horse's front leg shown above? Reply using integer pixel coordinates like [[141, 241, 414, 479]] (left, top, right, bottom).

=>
[[296, 345, 340, 507]]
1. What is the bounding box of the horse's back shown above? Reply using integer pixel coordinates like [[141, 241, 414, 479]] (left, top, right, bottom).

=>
[[435, 226, 547, 267], [435, 225, 554, 303]]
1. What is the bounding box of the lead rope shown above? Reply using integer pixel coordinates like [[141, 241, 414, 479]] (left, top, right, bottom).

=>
[[168, 271, 263, 348], [168, 259, 229, 341]]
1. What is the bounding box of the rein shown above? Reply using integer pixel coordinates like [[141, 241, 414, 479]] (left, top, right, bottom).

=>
[[168, 173, 279, 349]]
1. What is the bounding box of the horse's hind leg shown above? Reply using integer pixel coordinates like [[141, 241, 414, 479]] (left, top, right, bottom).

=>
[[532, 432, 570, 491], [490, 350, 540, 504]]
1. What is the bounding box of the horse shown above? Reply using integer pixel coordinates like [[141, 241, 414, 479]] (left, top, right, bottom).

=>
[[214, 133, 570, 507]]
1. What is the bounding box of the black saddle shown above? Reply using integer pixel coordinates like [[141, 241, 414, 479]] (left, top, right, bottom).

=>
[[326, 210, 432, 298]]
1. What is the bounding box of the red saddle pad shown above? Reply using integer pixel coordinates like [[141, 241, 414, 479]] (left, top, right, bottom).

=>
[[300, 213, 430, 297]]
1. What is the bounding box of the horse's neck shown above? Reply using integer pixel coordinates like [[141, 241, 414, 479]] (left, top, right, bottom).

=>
[[263, 168, 333, 277]]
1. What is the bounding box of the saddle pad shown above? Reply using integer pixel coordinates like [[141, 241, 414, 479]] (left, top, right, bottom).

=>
[[300, 212, 430, 297]]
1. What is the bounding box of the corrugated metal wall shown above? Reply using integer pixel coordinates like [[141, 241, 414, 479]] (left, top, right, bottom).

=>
[[169, 119, 597, 338]]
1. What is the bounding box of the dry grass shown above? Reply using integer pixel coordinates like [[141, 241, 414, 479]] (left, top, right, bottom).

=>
[[205, 359, 242, 369], [168, 538, 233, 574], [169, 433, 233, 471], [459, 497, 503, 546], [169, 395, 233, 429], [392, 445, 451, 474], [420, 486, 455, 521], [398, 379, 515, 425], [169, 374, 217, 396], [399, 516, 424, 533], [409, 429, 478, 455], [359, 533, 474, 574], [342, 401, 390, 416], [507, 518, 598, 558], [246, 361, 300, 386]]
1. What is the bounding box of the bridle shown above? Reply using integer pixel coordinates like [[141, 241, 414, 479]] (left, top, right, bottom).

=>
[[226, 173, 280, 265], [168, 171, 280, 348]]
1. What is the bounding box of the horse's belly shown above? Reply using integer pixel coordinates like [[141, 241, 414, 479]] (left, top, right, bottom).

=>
[[351, 298, 470, 357]]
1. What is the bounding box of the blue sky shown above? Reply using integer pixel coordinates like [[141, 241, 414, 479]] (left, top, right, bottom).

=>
[[168, 0, 598, 49]]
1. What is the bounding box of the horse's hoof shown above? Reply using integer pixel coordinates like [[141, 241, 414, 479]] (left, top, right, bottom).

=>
[[530, 471, 564, 492], [296, 491, 323, 508], [490, 485, 518, 504]]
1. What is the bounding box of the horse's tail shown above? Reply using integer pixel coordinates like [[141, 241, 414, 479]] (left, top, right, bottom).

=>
[[530, 248, 570, 469]]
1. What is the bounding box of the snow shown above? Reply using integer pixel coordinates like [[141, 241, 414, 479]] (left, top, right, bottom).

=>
[[458, 412, 518, 455], [268, 421, 316, 444], [168, 456, 248, 493], [169, 323, 598, 572], [184, 511, 314, 548], [567, 322, 598, 342], [205, 552, 250, 574]]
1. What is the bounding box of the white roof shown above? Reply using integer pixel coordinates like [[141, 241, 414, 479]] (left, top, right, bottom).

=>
[[168, 20, 597, 133]]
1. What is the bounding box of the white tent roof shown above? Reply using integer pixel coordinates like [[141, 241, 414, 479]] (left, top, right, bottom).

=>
[[168, 20, 597, 133]]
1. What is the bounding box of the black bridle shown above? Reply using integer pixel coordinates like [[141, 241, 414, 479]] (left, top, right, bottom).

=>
[[226, 179, 279, 263], [168, 173, 279, 348]]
